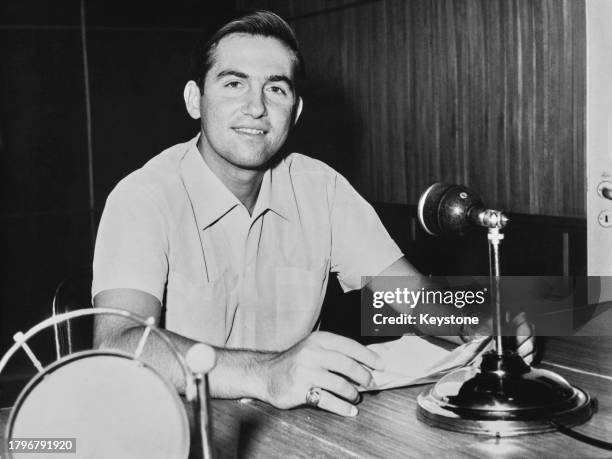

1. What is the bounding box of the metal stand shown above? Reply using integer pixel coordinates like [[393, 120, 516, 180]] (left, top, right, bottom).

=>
[[185, 343, 216, 459], [417, 218, 594, 436], [194, 374, 214, 459]]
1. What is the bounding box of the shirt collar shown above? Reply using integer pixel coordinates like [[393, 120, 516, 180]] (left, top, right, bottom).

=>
[[252, 164, 292, 222], [180, 137, 240, 230], [180, 135, 293, 229], [269, 162, 294, 221]]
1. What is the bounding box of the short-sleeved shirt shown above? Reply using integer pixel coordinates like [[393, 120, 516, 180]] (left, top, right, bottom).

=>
[[93, 135, 403, 351]]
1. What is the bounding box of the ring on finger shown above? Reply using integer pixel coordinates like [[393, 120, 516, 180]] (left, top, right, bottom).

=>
[[305, 387, 322, 407]]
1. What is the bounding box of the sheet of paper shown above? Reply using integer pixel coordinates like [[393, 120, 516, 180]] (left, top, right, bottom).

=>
[[359, 335, 493, 392]]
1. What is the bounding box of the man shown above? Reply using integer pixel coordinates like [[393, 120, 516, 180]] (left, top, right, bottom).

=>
[[93, 11, 533, 417]]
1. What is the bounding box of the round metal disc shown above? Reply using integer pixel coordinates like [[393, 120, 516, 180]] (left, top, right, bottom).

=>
[[417, 365, 594, 436]]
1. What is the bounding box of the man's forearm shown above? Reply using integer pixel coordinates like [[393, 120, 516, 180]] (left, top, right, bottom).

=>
[[368, 258, 489, 338], [97, 327, 274, 401]]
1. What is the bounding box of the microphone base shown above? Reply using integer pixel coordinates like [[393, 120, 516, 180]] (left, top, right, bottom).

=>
[[416, 351, 594, 436]]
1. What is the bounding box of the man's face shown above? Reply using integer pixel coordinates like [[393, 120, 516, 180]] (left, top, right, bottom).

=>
[[197, 33, 299, 171]]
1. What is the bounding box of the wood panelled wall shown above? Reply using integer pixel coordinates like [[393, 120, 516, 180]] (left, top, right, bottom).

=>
[[237, 0, 586, 217]]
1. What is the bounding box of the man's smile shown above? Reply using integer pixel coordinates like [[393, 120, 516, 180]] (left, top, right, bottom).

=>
[[232, 127, 268, 135]]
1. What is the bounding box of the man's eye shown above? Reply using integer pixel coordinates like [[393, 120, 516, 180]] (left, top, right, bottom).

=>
[[225, 81, 242, 88], [267, 86, 287, 96]]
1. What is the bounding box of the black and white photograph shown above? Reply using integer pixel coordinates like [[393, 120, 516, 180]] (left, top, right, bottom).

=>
[[1, 0, 611, 457]]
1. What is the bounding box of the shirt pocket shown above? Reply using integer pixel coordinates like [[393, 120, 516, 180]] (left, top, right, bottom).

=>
[[164, 270, 235, 345], [273, 260, 329, 347]]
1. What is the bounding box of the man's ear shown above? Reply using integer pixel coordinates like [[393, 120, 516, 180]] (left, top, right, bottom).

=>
[[293, 97, 303, 125], [183, 81, 202, 120]]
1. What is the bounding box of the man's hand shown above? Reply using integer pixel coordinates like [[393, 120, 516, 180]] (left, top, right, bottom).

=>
[[515, 316, 535, 365], [261, 332, 385, 417], [469, 313, 536, 364]]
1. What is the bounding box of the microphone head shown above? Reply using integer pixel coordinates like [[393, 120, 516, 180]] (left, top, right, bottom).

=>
[[417, 182, 485, 237]]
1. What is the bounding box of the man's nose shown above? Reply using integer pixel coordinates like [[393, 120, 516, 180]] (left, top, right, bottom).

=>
[[241, 88, 267, 118]]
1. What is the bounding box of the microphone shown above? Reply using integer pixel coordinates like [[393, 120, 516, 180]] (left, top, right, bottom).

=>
[[417, 182, 508, 237]]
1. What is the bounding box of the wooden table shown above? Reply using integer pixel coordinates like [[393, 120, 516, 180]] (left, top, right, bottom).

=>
[[2, 337, 611, 458]]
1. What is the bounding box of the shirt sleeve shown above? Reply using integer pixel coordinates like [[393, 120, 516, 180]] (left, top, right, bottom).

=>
[[330, 174, 404, 292], [92, 179, 169, 302]]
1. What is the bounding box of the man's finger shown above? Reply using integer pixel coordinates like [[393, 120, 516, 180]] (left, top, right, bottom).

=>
[[317, 371, 360, 402], [512, 313, 534, 339], [516, 323, 533, 342], [517, 336, 534, 359], [314, 332, 385, 370], [315, 389, 358, 417], [517, 334, 531, 348], [319, 350, 373, 387]]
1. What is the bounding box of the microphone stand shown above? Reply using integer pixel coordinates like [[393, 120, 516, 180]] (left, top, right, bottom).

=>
[[185, 344, 216, 459], [488, 225, 507, 359], [416, 183, 594, 436]]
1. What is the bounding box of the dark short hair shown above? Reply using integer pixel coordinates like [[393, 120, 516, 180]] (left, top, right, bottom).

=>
[[190, 10, 305, 93]]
